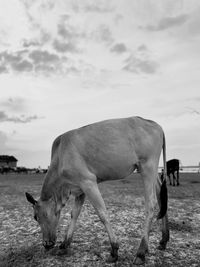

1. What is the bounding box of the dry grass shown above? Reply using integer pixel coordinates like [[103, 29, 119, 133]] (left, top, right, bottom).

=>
[[0, 173, 200, 266]]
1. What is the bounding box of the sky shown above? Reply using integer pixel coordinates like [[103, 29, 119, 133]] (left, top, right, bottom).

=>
[[0, 0, 200, 168]]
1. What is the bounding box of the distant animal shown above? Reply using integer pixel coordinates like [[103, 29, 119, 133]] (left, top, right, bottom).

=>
[[167, 159, 180, 186], [26, 116, 169, 265]]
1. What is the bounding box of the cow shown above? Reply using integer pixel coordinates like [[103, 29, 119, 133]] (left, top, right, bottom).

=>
[[167, 159, 180, 186], [25, 116, 169, 265]]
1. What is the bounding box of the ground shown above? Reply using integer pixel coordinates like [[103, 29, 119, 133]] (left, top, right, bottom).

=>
[[0, 172, 200, 267]]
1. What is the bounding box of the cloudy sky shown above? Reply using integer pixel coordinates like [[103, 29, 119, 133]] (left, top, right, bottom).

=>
[[0, 0, 200, 168]]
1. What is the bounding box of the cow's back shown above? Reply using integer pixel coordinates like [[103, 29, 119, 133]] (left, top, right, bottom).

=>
[[57, 117, 163, 181]]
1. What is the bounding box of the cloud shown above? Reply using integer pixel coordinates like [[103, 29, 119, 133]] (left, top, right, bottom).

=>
[[114, 14, 123, 25], [137, 44, 148, 51], [0, 47, 88, 75], [57, 20, 113, 46], [29, 49, 67, 75], [71, 1, 114, 13], [40, 0, 55, 11], [144, 14, 189, 31], [185, 107, 200, 115], [12, 60, 33, 72], [188, 97, 200, 102], [91, 24, 113, 45], [123, 45, 158, 74], [21, 0, 55, 11], [34, 64, 56, 74], [0, 110, 42, 123], [22, 39, 40, 48], [29, 50, 59, 64], [56, 20, 84, 53], [0, 49, 66, 75], [57, 20, 85, 41], [0, 65, 7, 73], [53, 39, 78, 53], [58, 23, 74, 39], [0, 51, 23, 64], [0, 131, 8, 150], [0, 97, 27, 112], [123, 55, 158, 74], [56, 19, 86, 46], [21, 30, 51, 50], [110, 43, 127, 54], [0, 50, 33, 73]]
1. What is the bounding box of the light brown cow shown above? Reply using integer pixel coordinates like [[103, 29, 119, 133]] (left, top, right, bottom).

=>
[[26, 116, 169, 265]]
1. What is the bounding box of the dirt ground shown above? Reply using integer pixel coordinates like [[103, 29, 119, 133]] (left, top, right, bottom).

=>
[[0, 172, 200, 267]]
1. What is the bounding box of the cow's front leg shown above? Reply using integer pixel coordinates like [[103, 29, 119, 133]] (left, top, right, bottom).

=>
[[168, 175, 172, 185], [172, 173, 176, 186], [81, 179, 119, 263], [176, 170, 180, 186], [59, 193, 85, 249], [134, 164, 156, 265]]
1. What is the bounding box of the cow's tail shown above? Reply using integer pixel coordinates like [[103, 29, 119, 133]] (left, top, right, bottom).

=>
[[157, 132, 168, 220]]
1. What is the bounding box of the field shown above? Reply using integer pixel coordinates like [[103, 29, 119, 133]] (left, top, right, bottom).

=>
[[0, 172, 200, 267]]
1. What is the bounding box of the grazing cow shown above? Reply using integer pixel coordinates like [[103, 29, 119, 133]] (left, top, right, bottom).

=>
[[26, 116, 169, 265], [167, 159, 180, 186]]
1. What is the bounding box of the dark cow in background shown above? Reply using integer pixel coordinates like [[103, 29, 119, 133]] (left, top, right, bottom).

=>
[[167, 159, 180, 186]]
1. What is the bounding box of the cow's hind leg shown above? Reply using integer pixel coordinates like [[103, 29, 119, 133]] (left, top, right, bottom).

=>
[[158, 213, 169, 250], [172, 172, 176, 186], [59, 193, 85, 249], [81, 179, 119, 263], [168, 174, 172, 185], [177, 170, 180, 186], [134, 162, 157, 265], [156, 178, 169, 250]]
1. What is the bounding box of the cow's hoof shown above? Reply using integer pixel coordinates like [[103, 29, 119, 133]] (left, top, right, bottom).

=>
[[59, 242, 68, 249], [106, 254, 118, 263], [157, 244, 166, 251], [134, 255, 145, 265]]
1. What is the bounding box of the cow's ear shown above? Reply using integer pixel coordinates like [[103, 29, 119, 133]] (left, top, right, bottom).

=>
[[25, 192, 37, 205]]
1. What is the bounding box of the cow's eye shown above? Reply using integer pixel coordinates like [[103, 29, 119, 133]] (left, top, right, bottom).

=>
[[34, 215, 38, 221]]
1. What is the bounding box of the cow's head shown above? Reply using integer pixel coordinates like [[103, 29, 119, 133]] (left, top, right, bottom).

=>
[[25, 192, 61, 250]]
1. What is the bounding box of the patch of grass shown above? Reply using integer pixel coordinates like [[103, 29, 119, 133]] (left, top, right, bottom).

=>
[[1, 173, 200, 266], [190, 180, 200, 184], [169, 220, 193, 232]]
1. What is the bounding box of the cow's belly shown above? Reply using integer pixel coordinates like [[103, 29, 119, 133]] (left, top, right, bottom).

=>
[[96, 163, 137, 183], [85, 149, 139, 182]]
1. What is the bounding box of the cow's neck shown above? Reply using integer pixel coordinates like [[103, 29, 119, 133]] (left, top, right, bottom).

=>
[[40, 170, 69, 207]]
